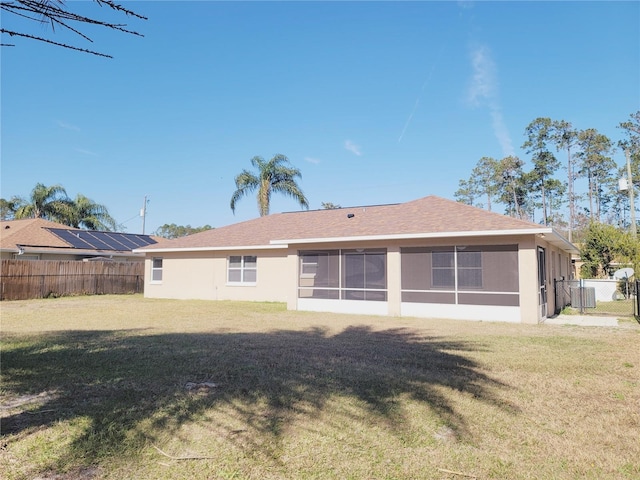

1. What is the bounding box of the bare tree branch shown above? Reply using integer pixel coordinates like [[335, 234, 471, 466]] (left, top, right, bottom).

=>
[[1, 28, 112, 57], [0, 0, 147, 57]]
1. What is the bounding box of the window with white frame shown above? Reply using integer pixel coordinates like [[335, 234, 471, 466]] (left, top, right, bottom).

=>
[[228, 255, 257, 284], [151, 257, 163, 282], [431, 249, 482, 289], [431, 250, 455, 288], [300, 254, 319, 277]]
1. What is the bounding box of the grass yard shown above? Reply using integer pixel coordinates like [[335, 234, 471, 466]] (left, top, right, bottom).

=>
[[1, 295, 639, 480]]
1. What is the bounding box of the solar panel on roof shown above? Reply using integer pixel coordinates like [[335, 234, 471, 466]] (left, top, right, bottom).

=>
[[112, 232, 156, 249], [48, 228, 94, 249], [103, 232, 137, 249], [131, 235, 156, 247], [94, 232, 130, 250], [115, 234, 144, 249], [47, 228, 157, 251], [79, 232, 113, 250]]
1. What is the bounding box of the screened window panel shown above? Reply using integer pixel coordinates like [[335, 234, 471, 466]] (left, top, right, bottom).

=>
[[458, 293, 519, 306], [432, 251, 454, 268], [365, 291, 387, 301], [458, 268, 482, 289], [432, 251, 454, 288], [400, 248, 430, 290], [432, 268, 455, 288], [229, 256, 242, 268], [344, 253, 365, 289], [244, 256, 257, 268], [343, 290, 387, 302], [306, 289, 340, 299], [457, 251, 482, 267], [402, 291, 455, 304], [299, 251, 340, 290], [299, 249, 386, 301], [343, 290, 364, 300], [311, 255, 330, 286], [401, 245, 519, 304], [365, 253, 387, 289], [482, 247, 519, 292], [301, 255, 319, 276], [324, 252, 340, 288]]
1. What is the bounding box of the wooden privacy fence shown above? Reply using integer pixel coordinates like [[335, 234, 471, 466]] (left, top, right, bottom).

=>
[[0, 260, 145, 301]]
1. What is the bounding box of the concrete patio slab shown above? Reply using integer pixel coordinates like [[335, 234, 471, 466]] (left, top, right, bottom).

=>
[[543, 315, 619, 327]]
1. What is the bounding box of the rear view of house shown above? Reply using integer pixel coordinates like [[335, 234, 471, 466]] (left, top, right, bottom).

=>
[[136, 196, 578, 324]]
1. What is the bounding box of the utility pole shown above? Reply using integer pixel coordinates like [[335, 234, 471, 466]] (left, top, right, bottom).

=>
[[626, 150, 636, 237], [567, 145, 573, 242], [140, 195, 148, 235]]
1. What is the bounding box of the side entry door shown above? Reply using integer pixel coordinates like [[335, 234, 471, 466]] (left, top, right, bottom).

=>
[[538, 247, 547, 319]]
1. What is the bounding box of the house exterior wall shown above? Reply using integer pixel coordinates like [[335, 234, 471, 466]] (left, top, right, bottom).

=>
[[515, 236, 574, 323], [143, 249, 290, 302], [539, 238, 575, 317], [141, 234, 573, 324], [518, 237, 540, 324]]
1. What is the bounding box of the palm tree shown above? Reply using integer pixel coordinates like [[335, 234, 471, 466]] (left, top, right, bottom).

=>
[[230, 154, 309, 216], [67, 194, 118, 231], [0, 196, 22, 220], [13, 183, 74, 222]]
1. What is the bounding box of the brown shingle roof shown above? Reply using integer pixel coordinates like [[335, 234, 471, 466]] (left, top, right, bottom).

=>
[[139, 196, 552, 251], [0, 218, 73, 250], [1, 218, 161, 254]]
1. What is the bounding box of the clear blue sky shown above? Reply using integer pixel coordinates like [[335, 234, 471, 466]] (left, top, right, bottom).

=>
[[2, 1, 639, 234]]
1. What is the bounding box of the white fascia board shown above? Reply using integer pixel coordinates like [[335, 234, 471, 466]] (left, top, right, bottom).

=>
[[132, 244, 288, 254], [546, 229, 581, 255], [131, 228, 578, 255], [270, 228, 555, 245]]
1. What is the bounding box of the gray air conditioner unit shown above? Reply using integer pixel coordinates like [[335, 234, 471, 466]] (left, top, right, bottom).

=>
[[570, 287, 596, 309]]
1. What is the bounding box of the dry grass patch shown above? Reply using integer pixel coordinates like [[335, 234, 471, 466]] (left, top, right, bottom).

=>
[[1, 295, 639, 479]]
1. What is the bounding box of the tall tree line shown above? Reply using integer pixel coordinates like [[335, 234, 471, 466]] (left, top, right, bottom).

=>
[[455, 111, 640, 242]]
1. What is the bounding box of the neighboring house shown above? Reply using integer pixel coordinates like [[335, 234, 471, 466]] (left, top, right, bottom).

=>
[[1, 218, 158, 261], [135, 196, 579, 324]]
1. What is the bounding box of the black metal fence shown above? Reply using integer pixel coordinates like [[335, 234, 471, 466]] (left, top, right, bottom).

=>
[[554, 278, 635, 317]]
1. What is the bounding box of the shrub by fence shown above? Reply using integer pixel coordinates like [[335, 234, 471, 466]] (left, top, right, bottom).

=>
[[0, 259, 144, 300]]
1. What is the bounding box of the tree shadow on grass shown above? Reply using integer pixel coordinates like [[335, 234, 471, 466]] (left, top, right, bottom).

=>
[[1, 325, 517, 473]]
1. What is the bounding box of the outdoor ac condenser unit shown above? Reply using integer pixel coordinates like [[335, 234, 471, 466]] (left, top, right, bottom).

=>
[[570, 287, 596, 309]]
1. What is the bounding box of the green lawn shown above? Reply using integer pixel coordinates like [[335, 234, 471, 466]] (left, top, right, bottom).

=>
[[1, 295, 639, 479], [561, 298, 635, 317]]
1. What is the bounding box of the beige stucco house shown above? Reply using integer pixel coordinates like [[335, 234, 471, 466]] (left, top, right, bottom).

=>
[[1, 218, 157, 261], [135, 196, 578, 324]]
